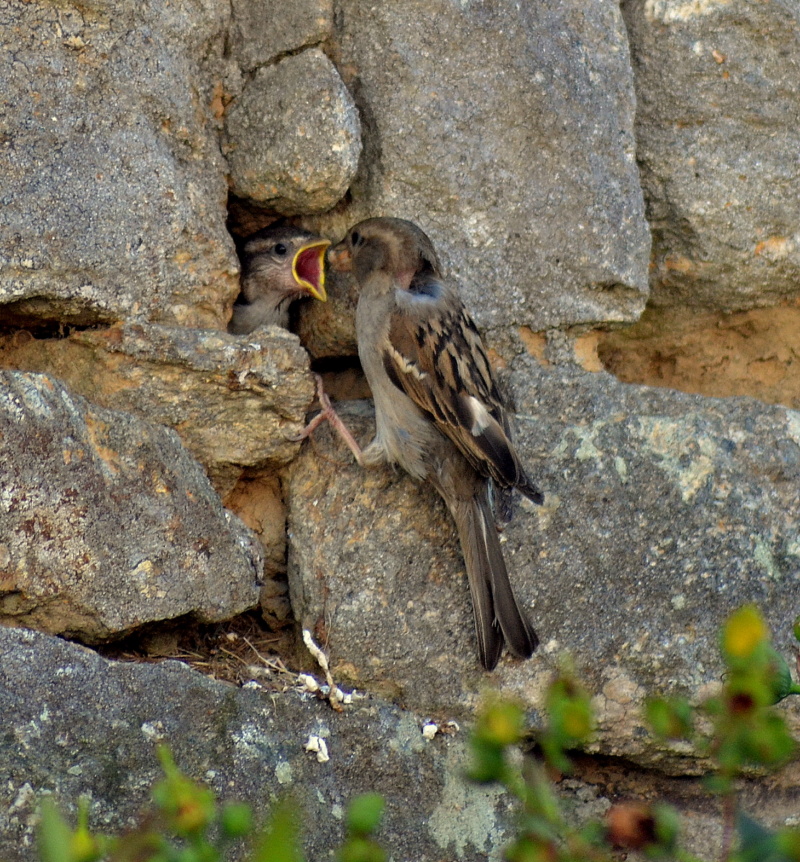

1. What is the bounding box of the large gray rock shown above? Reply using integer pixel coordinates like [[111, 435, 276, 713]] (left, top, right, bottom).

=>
[[0, 627, 513, 862], [0, 323, 316, 493], [0, 373, 262, 642], [0, 0, 237, 330], [1, 617, 797, 862], [229, 0, 333, 72], [225, 49, 362, 214], [310, 0, 650, 337], [623, 0, 800, 311], [284, 364, 800, 767]]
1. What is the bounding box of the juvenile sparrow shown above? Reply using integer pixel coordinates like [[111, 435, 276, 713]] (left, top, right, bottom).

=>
[[228, 225, 330, 334], [227, 225, 364, 461], [329, 217, 542, 670]]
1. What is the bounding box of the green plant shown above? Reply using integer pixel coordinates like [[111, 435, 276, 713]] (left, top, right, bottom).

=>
[[643, 605, 800, 861], [37, 748, 385, 862], [467, 605, 800, 861]]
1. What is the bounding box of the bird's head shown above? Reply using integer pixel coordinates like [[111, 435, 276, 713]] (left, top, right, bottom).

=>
[[239, 226, 331, 304], [329, 217, 441, 292]]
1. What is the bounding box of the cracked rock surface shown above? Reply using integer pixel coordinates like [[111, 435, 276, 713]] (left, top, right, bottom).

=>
[[0, 373, 262, 641], [284, 364, 800, 768]]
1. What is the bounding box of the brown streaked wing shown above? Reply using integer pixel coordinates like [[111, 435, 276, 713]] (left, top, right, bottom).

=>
[[382, 303, 530, 491]]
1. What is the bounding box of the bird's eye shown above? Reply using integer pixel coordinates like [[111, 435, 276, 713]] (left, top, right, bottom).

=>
[[273, 243, 288, 256], [350, 231, 362, 247]]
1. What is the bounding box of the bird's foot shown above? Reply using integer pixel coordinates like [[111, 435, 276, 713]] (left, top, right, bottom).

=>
[[292, 373, 365, 465]]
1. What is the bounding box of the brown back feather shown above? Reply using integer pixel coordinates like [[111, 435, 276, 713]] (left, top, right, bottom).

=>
[[383, 301, 540, 500]]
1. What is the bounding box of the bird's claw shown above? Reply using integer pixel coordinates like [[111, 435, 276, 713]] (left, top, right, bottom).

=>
[[293, 374, 365, 466]]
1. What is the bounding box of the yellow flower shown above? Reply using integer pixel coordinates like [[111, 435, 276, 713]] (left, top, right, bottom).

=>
[[723, 605, 768, 661]]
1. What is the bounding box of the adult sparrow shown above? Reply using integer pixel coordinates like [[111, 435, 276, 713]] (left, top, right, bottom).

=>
[[329, 217, 542, 670], [228, 225, 330, 334]]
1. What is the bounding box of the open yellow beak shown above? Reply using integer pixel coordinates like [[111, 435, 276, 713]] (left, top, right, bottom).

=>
[[292, 239, 331, 302]]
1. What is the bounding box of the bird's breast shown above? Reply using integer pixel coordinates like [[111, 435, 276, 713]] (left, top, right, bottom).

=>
[[356, 291, 436, 481]]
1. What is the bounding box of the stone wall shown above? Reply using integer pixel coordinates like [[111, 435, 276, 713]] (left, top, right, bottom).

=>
[[1, 0, 798, 858]]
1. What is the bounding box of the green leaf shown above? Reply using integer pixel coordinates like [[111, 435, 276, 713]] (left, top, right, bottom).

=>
[[69, 797, 101, 862], [651, 803, 681, 853], [738, 812, 774, 846], [504, 834, 559, 862], [466, 742, 506, 784], [741, 713, 796, 768], [516, 812, 562, 843], [768, 649, 800, 703], [645, 697, 694, 740], [337, 836, 386, 862], [152, 747, 215, 838], [474, 699, 525, 748], [702, 773, 733, 796], [220, 802, 253, 839], [735, 813, 795, 862], [38, 798, 73, 862], [345, 794, 385, 837], [776, 828, 800, 861], [252, 797, 303, 862]]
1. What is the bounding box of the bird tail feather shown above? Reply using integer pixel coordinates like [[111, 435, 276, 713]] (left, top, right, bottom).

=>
[[453, 491, 538, 670]]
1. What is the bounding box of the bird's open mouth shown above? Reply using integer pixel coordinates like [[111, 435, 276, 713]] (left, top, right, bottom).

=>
[[292, 240, 331, 302]]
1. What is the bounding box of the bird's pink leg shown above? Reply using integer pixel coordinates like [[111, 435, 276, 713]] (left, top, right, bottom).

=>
[[292, 374, 365, 465]]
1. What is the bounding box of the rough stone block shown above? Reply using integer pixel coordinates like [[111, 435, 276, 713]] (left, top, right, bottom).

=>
[[0, 0, 238, 329], [0, 372, 262, 641], [226, 50, 361, 214]]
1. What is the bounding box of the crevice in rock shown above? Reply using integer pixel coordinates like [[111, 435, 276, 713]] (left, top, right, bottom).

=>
[[254, 39, 330, 73], [0, 322, 108, 379], [226, 193, 287, 241], [558, 748, 800, 841], [309, 354, 359, 374], [310, 354, 370, 402], [223, 468, 292, 623], [597, 301, 800, 409], [555, 747, 706, 786], [0, 314, 108, 341], [89, 609, 304, 688]]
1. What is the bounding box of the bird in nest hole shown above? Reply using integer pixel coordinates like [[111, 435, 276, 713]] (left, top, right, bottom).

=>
[[227, 223, 363, 462], [228, 224, 330, 335]]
